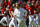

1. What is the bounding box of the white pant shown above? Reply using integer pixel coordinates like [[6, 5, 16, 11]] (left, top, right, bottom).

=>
[[0, 17, 8, 26], [29, 15, 34, 27], [16, 18, 26, 27], [38, 13, 40, 26], [35, 14, 39, 25], [33, 14, 39, 26], [9, 17, 17, 27], [33, 15, 38, 27]]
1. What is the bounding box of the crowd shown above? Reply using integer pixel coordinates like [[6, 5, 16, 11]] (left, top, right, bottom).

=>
[[0, 0, 40, 27]]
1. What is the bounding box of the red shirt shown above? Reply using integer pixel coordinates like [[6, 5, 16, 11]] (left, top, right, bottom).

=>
[[9, 8, 14, 16], [30, 5, 35, 15], [25, 5, 31, 15], [18, 1, 21, 4], [34, 4, 39, 8], [25, 5, 30, 10], [8, 1, 12, 6], [35, 4, 37, 8], [22, 6, 26, 10], [34, 4, 39, 14], [0, 4, 2, 6], [2, 1, 7, 7], [38, 5, 40, 9], [2, 8, 7, 17]]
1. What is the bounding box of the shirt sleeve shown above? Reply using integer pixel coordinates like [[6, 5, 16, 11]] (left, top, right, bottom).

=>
[[23, 9, 27, 16], [13, 9, 17, 16]]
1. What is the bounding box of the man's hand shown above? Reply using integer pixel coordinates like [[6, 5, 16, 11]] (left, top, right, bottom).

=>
[[14, 15, 16, 17], [23, 16, 26, 19]]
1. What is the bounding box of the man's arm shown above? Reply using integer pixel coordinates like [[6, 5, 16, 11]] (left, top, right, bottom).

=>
[[9, 11, 13, 21], [23, 9, 27, 18], [0, 14, 4, 15]]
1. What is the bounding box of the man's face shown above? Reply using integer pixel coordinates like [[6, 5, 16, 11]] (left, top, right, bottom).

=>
[[31, 3, 34, 5], [16, 3, 18, 7], [8, 0, 10, 1], [13, 4, 15, 7], [27, 3, 31, 6], [16, 5, 20, 9]]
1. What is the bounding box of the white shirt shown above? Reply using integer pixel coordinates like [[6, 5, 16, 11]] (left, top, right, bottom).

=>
[[13, 8, 27, 19], [39, 13, 40, 17]]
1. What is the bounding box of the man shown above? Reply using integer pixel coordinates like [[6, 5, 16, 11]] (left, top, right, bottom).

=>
[[24, 1, 30, 27], [33, 1, 39, 27], [13, 4, 27, 27], [8, 0, 12, 8], [9, 10, 17, 27], [9, 6, 14, 17], [9, 4, 18, 27], [28, 1, 36, 27], [0, 8, 8, 26], [25, 1, 32, 27], [2, 0, 7, 8]]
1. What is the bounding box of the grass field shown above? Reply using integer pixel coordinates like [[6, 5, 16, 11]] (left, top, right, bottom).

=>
[[0, 24, 36, 27]]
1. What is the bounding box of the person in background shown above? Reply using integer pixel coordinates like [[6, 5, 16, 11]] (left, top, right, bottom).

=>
[[8, 0, 12, 8], [0, 7, 8, 26], [1, 0, 8, 8]]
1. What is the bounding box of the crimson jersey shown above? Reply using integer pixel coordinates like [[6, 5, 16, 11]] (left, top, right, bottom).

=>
[[2, 1, 7, 7], [34, 4, 38, 14], [2, 8, 7, 17], [25, 5, 31, 15], [25, 5, 31, 10], [8, 1, 12, 6], [0, 4, 2, 6], [38, 5, 40, 9], [35, 4, 37, 8], [30, 5, 35, 15], [18, 1, 21, 4], [22, 6, 26, 10], [25, 5, 30, 10], [38, 5, 40, 13], [9, 8, 14, 16], [34, 4, 39, 8], [25, 5, 35, 15]]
